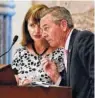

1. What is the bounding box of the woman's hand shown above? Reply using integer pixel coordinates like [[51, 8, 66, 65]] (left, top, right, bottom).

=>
[[14, 75, 19, 85], [18, 78, 32, 86], [41, 57, 60, 83], [15, 75, 32, 86]]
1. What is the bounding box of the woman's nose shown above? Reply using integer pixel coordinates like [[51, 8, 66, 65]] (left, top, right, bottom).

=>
[[35, 25, 40, 34]]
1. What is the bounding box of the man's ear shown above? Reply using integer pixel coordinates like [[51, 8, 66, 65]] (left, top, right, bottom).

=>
[[60, 19, 67, 32]]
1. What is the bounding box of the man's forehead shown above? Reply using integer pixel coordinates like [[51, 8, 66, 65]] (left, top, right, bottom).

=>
[[41, 14, 52, 20], [40, 14, 52, 26]]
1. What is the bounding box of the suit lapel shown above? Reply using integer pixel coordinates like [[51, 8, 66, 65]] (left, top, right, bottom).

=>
[[67, 29, 79, 85]]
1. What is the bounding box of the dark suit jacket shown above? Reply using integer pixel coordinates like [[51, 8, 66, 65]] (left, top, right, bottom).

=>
[[60, 29, 94, 98]]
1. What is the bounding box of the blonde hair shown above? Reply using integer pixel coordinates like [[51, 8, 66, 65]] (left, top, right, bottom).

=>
[[21, 4, 48, 46]]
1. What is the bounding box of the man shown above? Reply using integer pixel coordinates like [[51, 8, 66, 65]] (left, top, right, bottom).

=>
[[40, 6, 94, 98]]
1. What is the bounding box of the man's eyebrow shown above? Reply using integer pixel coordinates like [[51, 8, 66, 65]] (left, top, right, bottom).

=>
[[42, 24, 47, 27]]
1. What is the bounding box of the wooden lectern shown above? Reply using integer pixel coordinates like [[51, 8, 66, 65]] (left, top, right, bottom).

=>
[[0, 64, 72, 98], [0, 64, 17, 85], [0, 86, 72, 98]]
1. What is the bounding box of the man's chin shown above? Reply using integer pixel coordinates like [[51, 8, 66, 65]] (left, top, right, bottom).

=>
[[49, 43, 57, 48]]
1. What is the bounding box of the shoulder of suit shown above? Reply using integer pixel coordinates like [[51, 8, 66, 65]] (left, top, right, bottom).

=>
[[75, 30, 94, 40], [77, 30, 93, 37]]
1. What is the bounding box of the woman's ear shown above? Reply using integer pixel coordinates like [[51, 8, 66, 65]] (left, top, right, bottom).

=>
[[60, 19, 67, 32]]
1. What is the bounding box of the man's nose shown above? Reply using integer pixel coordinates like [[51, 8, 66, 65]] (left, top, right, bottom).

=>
[[42, 31, 47, 38]]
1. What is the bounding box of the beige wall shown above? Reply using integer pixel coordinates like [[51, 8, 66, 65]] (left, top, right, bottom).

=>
[[12, 1, 31, 57], [32, 1, 94, 32]]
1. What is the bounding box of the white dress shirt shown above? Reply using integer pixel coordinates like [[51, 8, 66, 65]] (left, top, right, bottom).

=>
[[64, 28, 74, 71]]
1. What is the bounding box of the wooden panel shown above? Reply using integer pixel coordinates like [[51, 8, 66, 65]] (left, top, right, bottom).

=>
[[0, 86, 72, 98]]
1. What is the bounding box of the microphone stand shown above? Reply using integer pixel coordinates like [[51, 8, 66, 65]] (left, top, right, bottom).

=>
[[0, 35, 18, 58]]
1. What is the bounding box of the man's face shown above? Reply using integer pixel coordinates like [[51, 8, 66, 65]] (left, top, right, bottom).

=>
[[40, 14, 64, 48]]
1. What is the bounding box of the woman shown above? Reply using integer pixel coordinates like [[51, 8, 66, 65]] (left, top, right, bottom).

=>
[[12, 4, 66, 86]]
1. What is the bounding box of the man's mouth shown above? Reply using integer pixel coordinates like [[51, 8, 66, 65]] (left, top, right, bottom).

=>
[[47, 39, 52, 43]]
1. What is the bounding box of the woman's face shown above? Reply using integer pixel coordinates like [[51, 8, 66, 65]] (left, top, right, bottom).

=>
[[27, 16, 43, 41]]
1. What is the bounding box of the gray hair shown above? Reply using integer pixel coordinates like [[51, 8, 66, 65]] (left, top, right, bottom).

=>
[[40, 6, 74, 28]]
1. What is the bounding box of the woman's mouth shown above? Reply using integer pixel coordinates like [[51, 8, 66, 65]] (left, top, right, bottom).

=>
[[34, 35, 42, 38]]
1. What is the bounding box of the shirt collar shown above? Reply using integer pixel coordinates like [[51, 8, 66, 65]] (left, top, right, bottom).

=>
[[65, 28, 74, 50]]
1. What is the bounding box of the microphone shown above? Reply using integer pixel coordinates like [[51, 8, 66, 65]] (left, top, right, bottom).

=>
[[0, 35, 18, 58], [11, 35, 18, 46]]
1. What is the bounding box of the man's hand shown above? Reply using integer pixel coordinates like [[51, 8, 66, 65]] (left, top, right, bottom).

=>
[[41, 57, 60, 83]]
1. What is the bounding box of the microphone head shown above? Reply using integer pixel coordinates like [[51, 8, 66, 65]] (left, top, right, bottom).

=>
[[12, 35, 18, 45], [13, 35, 18, 42]]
